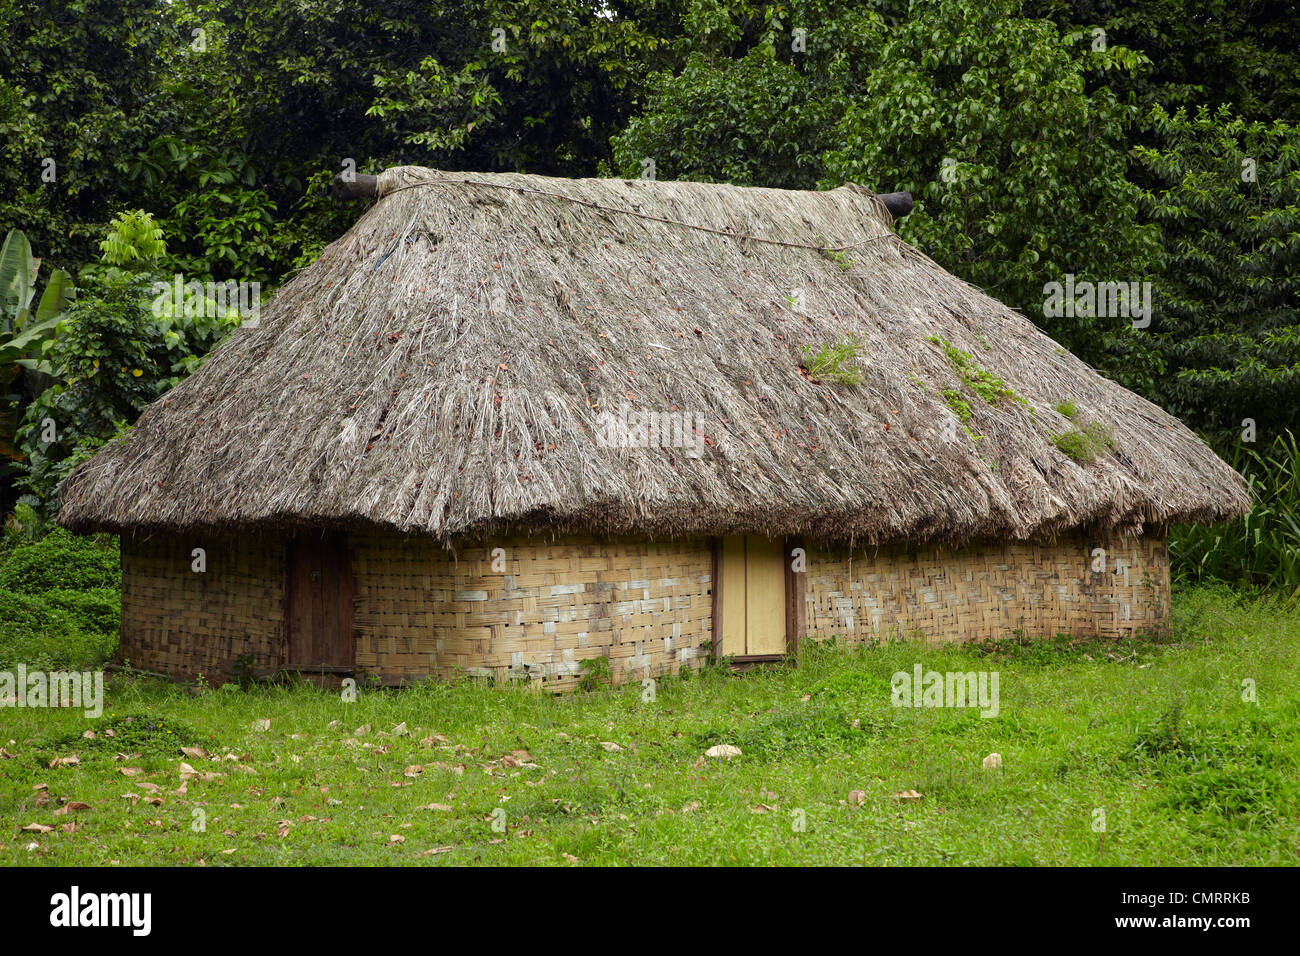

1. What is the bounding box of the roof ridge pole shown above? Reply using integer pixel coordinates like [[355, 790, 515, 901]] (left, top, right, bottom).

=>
[[332, 172, 380, 200], [877, 192, 913, 219]]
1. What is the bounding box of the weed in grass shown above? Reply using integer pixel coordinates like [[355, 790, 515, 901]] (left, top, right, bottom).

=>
[[578, 654, 612, 692], [46, 712, 214, 757], [942, 389, 973, 423], [820, 248, 855, 270]]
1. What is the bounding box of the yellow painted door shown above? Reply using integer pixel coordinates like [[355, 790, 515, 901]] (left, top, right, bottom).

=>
[[719, 536, 787, 657]]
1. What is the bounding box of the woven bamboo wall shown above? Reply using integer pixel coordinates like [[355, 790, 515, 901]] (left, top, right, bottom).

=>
[[350, 533, 715, 691], [804, 533, 1169, 644], [119, 533, 284, 679], [115, 529, 1167, 685]]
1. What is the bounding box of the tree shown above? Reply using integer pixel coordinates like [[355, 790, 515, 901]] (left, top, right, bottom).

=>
[[0, 0, 177, 270], [613, 1, 888, 188], [1133, 105, 1300, 445], [1023, 0, 1300, 123]]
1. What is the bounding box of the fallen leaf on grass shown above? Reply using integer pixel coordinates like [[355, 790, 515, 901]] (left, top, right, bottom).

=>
[[387, 834, 405, 846], [179, 762, 223, 782], [53, 802, 91, 815], [48, 755, 80, 769], [403, 765, 423, 777], [21, 824, 53, 833], [253, 719, 271, 732], [847, 790, 866, 805], [421, 846, 454, 856], [894, 789, 923, 802]]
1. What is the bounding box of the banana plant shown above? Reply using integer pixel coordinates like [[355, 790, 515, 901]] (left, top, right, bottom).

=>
[[1, 228, 75, 462]]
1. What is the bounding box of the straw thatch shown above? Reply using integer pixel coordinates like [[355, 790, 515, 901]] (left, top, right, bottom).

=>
[[58, 166, 1250, 545]]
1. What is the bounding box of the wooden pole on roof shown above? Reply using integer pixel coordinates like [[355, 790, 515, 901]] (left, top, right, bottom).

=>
[[331, 172, 379, 200], [878, 192, 913, 219]]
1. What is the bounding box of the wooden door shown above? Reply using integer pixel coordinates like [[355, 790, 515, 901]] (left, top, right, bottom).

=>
[[718, 535, 788, 658], [285, 531, 355, 670]]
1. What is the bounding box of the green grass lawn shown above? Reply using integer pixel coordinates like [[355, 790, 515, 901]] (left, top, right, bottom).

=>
[[2, 585, 1297, 866]]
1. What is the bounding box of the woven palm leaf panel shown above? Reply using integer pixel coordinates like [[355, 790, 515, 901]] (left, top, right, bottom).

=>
[[350, 533, 715, 691], [119, 533, 285, 680], [803, 532, 1169, 644]]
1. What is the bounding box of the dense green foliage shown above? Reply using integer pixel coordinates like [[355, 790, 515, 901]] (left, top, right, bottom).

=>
[[1134, 107, 1300, 444], [0, 527, 120, 669], [0, 527, 120, 592], [1170, 432, 1300, 594], [1024, 0, 1300, 123]]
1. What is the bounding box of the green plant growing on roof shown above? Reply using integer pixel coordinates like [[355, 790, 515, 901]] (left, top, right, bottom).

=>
[[927, 335, 1026, 407], [821, 248, 855, 271], [942, 388, 972, 423], [1054, 400, 1080, 420], [1052, 421, 1115, 462], [800, 339, 864, 385]]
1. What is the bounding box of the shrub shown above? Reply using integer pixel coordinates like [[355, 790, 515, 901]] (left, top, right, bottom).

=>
[[0, 528, 120, 593], [0, 588, 118, 670], [44, 587, 120, 636]]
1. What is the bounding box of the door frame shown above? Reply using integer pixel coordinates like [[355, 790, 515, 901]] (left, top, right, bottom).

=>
[[710, 535, 805, 661], [284, 529, 356, 673]]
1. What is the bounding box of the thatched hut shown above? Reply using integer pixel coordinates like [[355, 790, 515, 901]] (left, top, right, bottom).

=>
[[58, 167, 1250, 688]]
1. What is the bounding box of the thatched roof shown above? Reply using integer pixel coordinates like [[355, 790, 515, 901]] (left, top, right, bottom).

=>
[[58, 166, 1250, 545]]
